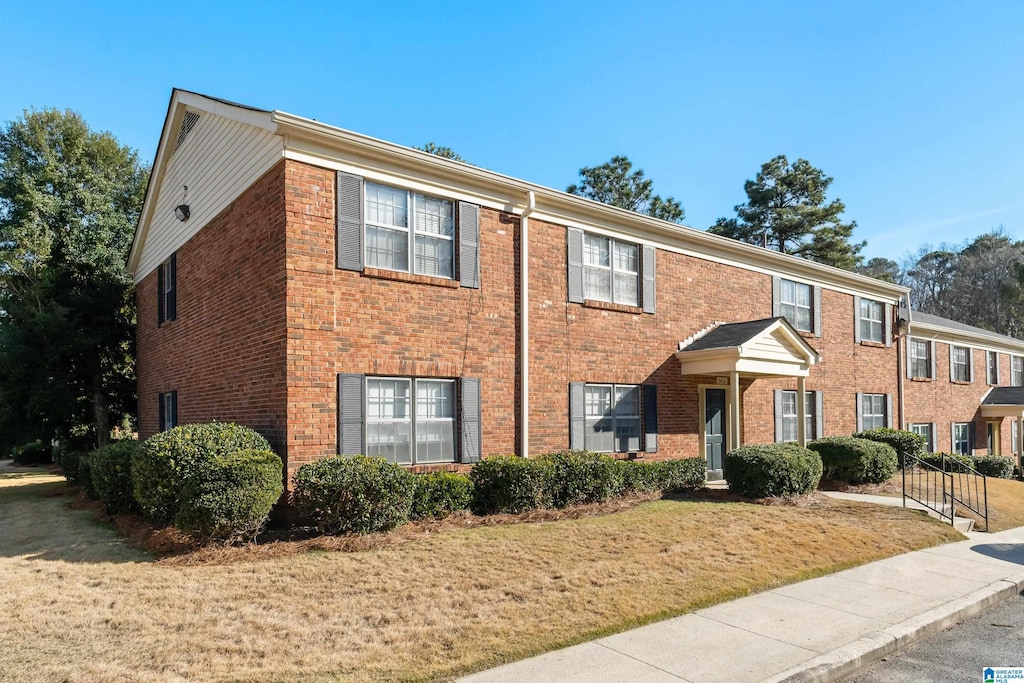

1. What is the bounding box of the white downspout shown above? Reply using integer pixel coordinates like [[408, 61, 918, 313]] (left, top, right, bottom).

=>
[[520, 191, 536, 458]]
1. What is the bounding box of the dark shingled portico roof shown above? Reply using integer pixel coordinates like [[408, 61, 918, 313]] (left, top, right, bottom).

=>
[[682, 317, 784, 352], [982, 387, 1024, 405]]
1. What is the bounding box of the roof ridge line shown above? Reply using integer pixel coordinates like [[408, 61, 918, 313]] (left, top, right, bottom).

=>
[[679, 321, 726, 351]]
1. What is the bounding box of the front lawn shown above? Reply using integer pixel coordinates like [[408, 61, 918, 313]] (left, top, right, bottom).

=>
[[0, 472, 962, 683]]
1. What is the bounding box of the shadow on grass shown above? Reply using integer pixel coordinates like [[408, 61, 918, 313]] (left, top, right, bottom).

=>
[[0, 479, 151, 564], [971, 543, 1024, 566]]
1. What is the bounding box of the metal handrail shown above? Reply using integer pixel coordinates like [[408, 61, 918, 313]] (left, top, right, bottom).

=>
[[902, 453, 988, 532]]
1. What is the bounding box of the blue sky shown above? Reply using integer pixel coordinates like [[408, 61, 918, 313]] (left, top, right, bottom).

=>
[[3, 1, 1023, 262]]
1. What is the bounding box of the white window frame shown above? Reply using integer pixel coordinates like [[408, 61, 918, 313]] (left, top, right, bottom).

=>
[[987, 351, 999, 385], [910, 339, 931, 379], [859, 299, 884, 343], [1013, 356, 1024, 387], [364, 181, 455, 279], [365, 377, 456, 465], [952, 346, 971, 383], [953, 422, 971, 455], [779, 279, 813, 332], [908, 423, 933, 452], [582, 234, 640, 306], [860, 393, 886, 431], [583, 383, 641, 452], [780, 390, 817, 442]]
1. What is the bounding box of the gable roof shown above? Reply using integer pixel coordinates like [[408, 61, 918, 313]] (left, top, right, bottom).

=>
[[675, 317, 819, 378], [910, 310, 1024, 354], [682, 317, 782, 352], [981, 387, 1024, 406]]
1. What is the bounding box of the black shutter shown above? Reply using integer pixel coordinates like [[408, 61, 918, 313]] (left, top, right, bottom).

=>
[[643, 384, 658, 452], [853, 297, 862, 343], [336, 172, 364, 271], [642, 245, 656, 314], [773, 390, 784, 443], [569, 382, 585, 450], [460, 377, 481, 463], [170, 390, 178, 429], [167, 253, 177, 321], [158, 393, 165, 432], [338, 373, 365, 455], [157, 263, 165, 325], [567, 228, 584, 303], [458, 202, 480, 288]]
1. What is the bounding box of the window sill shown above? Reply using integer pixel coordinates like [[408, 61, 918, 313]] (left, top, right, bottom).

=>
[[859, 340, 887, 348], [362, 267, 460, 289], [583, 299, 644, 314], [951, 380, 974, 385], [909, 377, 934, 382]]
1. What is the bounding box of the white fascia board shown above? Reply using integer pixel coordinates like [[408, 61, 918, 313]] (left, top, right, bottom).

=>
[[909, 322, 1024, 355], [272, 111, 908, 304]]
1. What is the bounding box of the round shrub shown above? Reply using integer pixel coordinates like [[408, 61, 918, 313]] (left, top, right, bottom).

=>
[[60, 449, 88, 486], [133, 422, 271, 523], [469, 455, 552, 515], [658, 458, 708, 491], [853, 427, 926, 467], [971, 456, 1015, 479], [13, 441, 52, 465], [808, 436, 898, 485], [410, 472, 474, 519], [292, 455, 416, 534], [919, 452, 975, 473], [537, 450, 624, 507], [175, 448, 284, 543], [724, 444, 823, 498], [90, 441, 143, 514]]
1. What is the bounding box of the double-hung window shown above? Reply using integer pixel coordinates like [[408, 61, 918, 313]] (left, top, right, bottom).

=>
[[910, 339, 932, 379], [952, 422, 971, 455], [779, 390, 818, 442], [860, 393, 887, 430], [1013, 356, 1024, 386], [583, 234, 639, 306], [858, 299, 884, 343], [779, 279, 812, 332], [158, 253, 177, 325], [987, 351, 999, 385], [158, 390, 178, 431], [365, 182, 455, 279], [908, 423, 934, 452], [365, 377, 456, 465], [584, 384, 641, 452], [952, 346, 971, 382]]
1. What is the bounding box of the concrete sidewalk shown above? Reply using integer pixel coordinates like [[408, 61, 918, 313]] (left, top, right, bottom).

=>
[[460, 524, 1024, 683]]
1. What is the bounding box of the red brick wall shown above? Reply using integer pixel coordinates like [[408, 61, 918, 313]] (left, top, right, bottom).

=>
[[903, 341, 1019, 458], [136, 161, 289, 452], [282, 160, 519, 485], [526, 217, 899, 458]]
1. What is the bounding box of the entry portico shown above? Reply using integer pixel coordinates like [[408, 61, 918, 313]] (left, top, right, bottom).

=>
[[675, 317, 820, 474]]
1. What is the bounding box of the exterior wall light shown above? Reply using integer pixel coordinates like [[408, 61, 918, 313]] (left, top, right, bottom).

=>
[[174, 185, 190, 221]]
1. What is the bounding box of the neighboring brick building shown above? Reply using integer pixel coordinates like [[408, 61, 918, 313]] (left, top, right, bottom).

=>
[[128, 90, 1024, 488]]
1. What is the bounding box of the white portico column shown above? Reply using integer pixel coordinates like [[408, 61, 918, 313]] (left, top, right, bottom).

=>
[[729, 370, 741, 452], [797, 375, 807, 447]]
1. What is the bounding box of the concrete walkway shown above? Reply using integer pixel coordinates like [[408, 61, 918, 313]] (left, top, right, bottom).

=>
[[461, 520, 1024, 683]]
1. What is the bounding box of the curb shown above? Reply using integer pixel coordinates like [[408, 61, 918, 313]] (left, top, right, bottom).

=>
[[765, 571, 1024, 682]]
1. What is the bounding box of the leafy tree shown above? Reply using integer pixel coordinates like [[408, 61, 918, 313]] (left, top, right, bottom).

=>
[[709, 155, 864, 270], [856, 257, 902, 283], [0, 109, 147, 450], [567, 155, 684, 223], [416, 142, 466, 163], [904, 245, 958, 317]]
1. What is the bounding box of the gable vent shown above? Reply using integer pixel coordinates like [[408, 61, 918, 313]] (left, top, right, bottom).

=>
[[174, 111, 201, 152]]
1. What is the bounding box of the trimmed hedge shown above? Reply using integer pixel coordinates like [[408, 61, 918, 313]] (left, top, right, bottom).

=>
[[658, 458, 708, 491], [919, 452, 976, 473], [133, 422, 271, 523], [12, 441, 51, 465], [469, 455, 552, 515], [175, 448, 284, 542], [60, 450, 88, 486], [411, 472, 474, 519], [78, 454, 97, 499], [974, 456, 1015, 479], [724, 444, 823, 498], [537, 450, 623, 507], [808, 436, 898, 485], [90, 441, 142, 514], [853, 428, 926, 467], [293, 455, 416, 534]]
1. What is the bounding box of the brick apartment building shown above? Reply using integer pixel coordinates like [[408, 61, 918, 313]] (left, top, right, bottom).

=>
[[127, 90, 1024, 487]]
